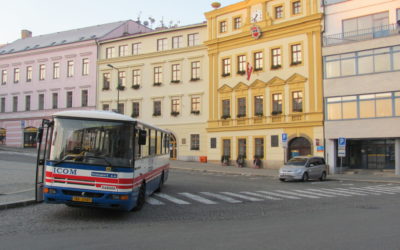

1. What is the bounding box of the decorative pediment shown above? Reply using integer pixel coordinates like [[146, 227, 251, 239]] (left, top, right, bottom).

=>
[[250, 79, 266, 89], [218, 84, 233, 93], [286, 73, 308, 85], [266, 76, 285, 87], [233, 82, 249, 91]]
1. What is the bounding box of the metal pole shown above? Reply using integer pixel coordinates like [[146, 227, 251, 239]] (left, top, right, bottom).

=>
[[117, 70, 120, 113], [340, 156, 343, 174]]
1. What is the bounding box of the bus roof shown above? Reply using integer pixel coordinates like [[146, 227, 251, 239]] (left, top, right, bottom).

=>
[[53, 110, 170, 133]]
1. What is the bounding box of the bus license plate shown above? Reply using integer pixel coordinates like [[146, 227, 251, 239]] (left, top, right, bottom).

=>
[[72, 196, 92, 203]]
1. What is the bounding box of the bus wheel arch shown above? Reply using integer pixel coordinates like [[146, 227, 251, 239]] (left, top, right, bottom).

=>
[[132, 181, 146, 211]]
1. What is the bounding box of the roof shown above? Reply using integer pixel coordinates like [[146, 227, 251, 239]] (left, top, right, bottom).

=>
[[0, 20, 134, 55], [53, 110, 170, 133]]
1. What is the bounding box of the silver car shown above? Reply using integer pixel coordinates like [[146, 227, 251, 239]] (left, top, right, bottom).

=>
[[279, 156, 327, 182]]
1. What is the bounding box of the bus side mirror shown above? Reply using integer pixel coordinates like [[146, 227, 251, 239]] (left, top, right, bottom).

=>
[[37, 127, 44, 144], [139, 130, 147, 145]]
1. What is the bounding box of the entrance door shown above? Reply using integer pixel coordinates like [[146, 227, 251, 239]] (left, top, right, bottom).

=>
[[0, 128, 5, 144], [288, 137, 311, 159], [169, 134, 177, 160], [24, 127, 38, 148]]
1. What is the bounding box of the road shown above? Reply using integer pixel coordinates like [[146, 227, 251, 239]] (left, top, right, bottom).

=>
[[1, 156, 400, 250]]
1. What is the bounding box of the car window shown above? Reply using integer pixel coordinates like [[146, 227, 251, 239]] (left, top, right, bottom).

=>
[[309, 158, 318, 166]]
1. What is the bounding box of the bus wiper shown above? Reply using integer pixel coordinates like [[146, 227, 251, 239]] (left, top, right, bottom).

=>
[[81, 155, 113, 167], [53, 155, 77, 166]]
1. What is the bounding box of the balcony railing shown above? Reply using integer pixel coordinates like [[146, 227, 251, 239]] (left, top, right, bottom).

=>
[[323, 23, 400, 46]]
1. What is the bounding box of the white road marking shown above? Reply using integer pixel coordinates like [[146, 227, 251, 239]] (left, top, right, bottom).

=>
[[220, 192, 264, 201], [293, 189, 335, 198], [179, 192, 218, 204], [306, 188, 352, 197], [240, 191, 282, 200], [200, 192, 242, 203], [257, 191, 301, 200], [352, 187, 395, 195], [324, 188, 367, 196], [275, 190, 320, 199], [146, 197, 165, 205], [153, 193, 190, 205]]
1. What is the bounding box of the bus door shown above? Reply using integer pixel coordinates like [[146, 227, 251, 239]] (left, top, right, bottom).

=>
[[35, 119, 53, 202]]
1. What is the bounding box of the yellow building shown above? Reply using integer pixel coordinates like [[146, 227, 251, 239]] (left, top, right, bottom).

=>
[[97, 23, 209, 161], [205, 0, 324, 168]]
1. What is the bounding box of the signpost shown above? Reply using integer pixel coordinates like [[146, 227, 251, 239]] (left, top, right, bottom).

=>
[[338, 137, 346, 174], [282, 133, 288, 164]]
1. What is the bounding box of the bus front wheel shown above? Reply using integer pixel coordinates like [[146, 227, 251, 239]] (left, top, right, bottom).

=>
[[132, 183, 146, 211]]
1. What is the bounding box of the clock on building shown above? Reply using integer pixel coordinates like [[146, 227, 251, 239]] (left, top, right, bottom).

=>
[[251, 9, 262, 23]]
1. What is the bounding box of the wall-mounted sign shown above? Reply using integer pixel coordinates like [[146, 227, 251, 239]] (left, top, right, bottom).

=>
[[251, 26, 261, 39]]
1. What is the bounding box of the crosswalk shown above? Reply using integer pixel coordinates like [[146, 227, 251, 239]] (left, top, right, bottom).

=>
[[146, 185, 400, 206]]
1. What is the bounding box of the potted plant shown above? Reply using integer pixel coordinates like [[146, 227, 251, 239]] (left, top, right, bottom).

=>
[[171, 111, 180, 116], [132, 84, 140, 89], [191, 110, 200, 115], [221, 114, 231, 119], [271, 110, 282, 115]]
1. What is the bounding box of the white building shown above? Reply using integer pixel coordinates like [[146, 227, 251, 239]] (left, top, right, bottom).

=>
[[322, 0, 400, 174]]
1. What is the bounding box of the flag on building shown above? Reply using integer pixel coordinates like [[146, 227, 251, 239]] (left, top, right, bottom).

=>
[[246, 62, 253, 81]]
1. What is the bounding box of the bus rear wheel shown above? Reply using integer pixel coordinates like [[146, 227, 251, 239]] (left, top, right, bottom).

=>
[[132, 183, 146, 211]]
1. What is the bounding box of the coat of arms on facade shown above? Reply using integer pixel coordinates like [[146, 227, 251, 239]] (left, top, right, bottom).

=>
[[251, 25, 261, 39]]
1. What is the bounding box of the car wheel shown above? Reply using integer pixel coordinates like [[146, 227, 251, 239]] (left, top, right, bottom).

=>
[[302, 173, 309, 182], [279, 178, 285, 182], [319, 171, 327, 181]]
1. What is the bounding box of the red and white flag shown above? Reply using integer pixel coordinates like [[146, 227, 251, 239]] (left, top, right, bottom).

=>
[[246, 62, 253, 81]]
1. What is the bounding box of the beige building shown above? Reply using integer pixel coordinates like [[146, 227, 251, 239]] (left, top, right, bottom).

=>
[[97, 23, 209, 161]]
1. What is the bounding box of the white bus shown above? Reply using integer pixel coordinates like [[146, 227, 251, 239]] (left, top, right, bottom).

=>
[[36, 110, 170, 211]]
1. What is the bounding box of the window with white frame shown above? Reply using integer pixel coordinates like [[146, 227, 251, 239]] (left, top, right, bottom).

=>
[[220, 21, 227, 33], [53, 62, 60, 79], [52, 93, 58, 109], [171, 64, 181, 83], [275, 5, 283, 19], [191, 61, 200, 80], [25, 95, 31, 111], [1, 70, 6, 85], [105, 47, 115, 59], [103, 73, 110, 90], [188, 33, 199, 46], [13, 68, 20, 83], [132, 69, 141, 87], [291, 44, 302, 65], [237, 97, 246, 117], [132, 43, 141, 55], [153, 100, 161, 116], [13, 96, 18, 112], [82, 58, 89, 75], [66, 91, 73, 108], [272, 93, 282, 114], [132, 102, 140, 118], [292, 91, 303, 112], [271, 48, 282, 68], [237, 55, 246, 74], [26, 66, 32, 82], [254, 52, 263, 71], [38, 94, 44, 110], [118, 71, 126, 89], [154, 66, 162, 85], [171, 98, 180, 115], [119, 45, 128, 57], [81, 90, 88, 107], [157, 38, 168, 51], [191, 96, 200, 114], [172, 36, 182, 49], [67, 61, 74, 77], [190, 134, 200, 150], [39, 64, 46, 80], [292, 1, 301, 15], [233, 17, 242, 29], [222, 58, 231, 76], [254, 96, 263, 116]]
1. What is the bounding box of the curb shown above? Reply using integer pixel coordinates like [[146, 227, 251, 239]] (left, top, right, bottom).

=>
[[0, 199, 37, 210]]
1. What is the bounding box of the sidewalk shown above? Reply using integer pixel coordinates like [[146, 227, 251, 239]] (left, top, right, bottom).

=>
[[0, 145, 400, 210]]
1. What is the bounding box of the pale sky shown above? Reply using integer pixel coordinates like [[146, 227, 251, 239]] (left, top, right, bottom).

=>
[[0, 0, 240, 45]]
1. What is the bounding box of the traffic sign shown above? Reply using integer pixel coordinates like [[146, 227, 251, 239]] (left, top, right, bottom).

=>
[[338, 137, 346, 157], [282, 133, 288, 148], [338, 137, 346, 147]]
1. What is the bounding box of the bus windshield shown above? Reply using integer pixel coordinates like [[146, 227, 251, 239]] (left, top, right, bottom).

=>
[[49, 117, 133, 167]]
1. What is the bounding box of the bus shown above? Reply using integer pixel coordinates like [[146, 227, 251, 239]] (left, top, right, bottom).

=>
[[35, 110, 170, 211]]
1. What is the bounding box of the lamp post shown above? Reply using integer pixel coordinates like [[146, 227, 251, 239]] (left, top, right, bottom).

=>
[[107, 64, 121, 113]]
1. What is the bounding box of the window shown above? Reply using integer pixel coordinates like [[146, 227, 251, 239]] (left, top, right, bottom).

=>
[[118, 71, 126, 88], [254, 96, 263, 116], [292, 91, 303, 112], [52, 93, 58, 109], [66, 91, 73, 108], [220, 21, 227, 33], [292, 1, 301, 15], [119, 45, 128, 57], [275, 6, 283, 19], [81, 90, 88, 107], [272, 93, 282, 114], [39, 64, 46, 80], [117, 103, 124, 114], [13, 68, 20, 83], [153, 100, 161, 116], [105, 47, 115, 59], [271, 48, 282, 68], [132, 102, 140, 118], [102, 104, 109, 111], [172, 36, 182, 49], [271, 135, 279, 147], [132, 69, 141, 87], [191, 134, 200, 150], [171, 64, 181, 83], [103, 73, 110, 90], [13, 96, 18, 112], [82, 58, 89, 75], [25, 95, 30, 111], [38, 94, 44, 110], [237, 55, 246, 74], [222, 58, 231, 76], [223, 139, 231, 157], [255, 138, 264, 158], [210, 138, 217, 149], [171, 98, 180, 116], [1, 70, 6, 85], [191, 61, 200, 80], [237, 97, 246, 118], [157, 38, 167, 51], [291, 44, 302, 65], [188, 33, 199, 46], [1, 97, 5, 113], [238, 138, 246, 158], [132, 43, 141, 55], [67, 61, 74, 77], [222, 99, 230, 118], [154, 67, 162, 85], [53, 62, 60, 79], [254, 52, 263, 71], [191, 96, 200, 114], [233, 17, 241, 29], [26, 66, 32, 82]]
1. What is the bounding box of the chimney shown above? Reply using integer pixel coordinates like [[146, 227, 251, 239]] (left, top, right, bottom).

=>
[[21, 30, 32, 39]]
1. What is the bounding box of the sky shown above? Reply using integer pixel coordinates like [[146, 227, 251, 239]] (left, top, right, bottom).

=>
[[0, 0, 240, 45]]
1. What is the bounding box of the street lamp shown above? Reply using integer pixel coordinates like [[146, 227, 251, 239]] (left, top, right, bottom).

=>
[[107, 64, 121, 113]]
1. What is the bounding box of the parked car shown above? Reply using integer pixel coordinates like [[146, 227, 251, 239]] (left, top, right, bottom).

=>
[[279, 156, 327, 182]]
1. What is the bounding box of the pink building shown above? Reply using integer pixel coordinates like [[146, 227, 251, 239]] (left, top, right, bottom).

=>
[[0, 20, 151, 147]]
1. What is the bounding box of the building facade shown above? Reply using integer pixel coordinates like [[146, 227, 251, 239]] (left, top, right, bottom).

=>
[[97, 23, 208, 161], [0, 21, 150, 147], [323, 0, 400, 174], [205, 0, 324, 168]]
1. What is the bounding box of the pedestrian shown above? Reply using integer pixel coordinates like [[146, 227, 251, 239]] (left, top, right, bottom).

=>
[[398, 20, 400, 33], [253, 156, 262, 169], [236, 155, 245, 168]]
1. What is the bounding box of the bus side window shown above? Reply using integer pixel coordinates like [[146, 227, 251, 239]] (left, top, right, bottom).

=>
[[134, 129, 142, 159], [150, 129, 156, 156], [159, 132, 163, 155], [141, 128, 149, 158]]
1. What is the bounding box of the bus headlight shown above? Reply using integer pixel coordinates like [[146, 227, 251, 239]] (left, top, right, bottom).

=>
[[44, 188, 57, 194], [111, 194, 129, 200]]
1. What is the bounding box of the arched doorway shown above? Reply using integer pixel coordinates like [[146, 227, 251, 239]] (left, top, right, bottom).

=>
[[288, 137, 311, 159], [24, 127, 38, 148], [169, 134, 177, 160], [0, 128, 6, 144]]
